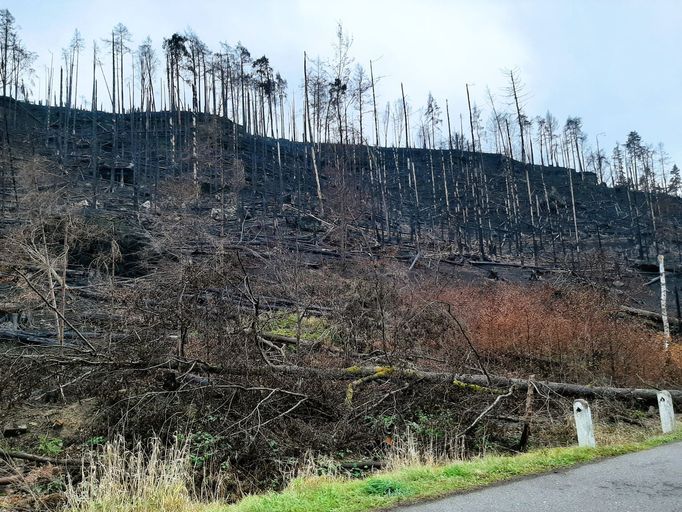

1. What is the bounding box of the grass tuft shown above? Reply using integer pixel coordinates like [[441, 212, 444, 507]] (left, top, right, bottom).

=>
[[362, 478, 410, 497], [64, 437, 203, 512]]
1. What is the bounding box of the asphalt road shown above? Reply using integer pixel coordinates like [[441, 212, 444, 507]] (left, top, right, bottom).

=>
[[396, 442, 682, 512]]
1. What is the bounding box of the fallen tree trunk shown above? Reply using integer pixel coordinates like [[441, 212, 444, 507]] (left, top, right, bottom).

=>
[[257, 331, 345, 354], [0, 448, 77, 466], [12, 341, 680, 408], [339, 460, 384, 471], [0, 328, 118, 347], [0, 329, 73, 346], [0, 474, 23, 485], [467, 260, 569, 273], [208, 364, 682, 407], [619, 305, 680, 327], [257, 331, 320, 348]]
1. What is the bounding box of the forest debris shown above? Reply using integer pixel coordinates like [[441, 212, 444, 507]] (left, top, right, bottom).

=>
[[0, 448, 77, 466], [2, 424, 28, 437], [467, 260, 568, 273], [0, 474, 23, 486], [458, 385, 516, 436], [15, 270, 97, 353], [211, 364, 682, 406], [0, 328, 77, 346], [619, 305, 680, 326]]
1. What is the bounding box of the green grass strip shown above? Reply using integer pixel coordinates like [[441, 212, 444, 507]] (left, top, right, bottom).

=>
[[210, 430, 682, 512]]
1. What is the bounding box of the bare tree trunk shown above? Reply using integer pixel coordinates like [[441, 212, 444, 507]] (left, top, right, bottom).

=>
[[59, 223, 69, 345], [370, 60, 379, 147], [111, 30, 115, 113], [568, 159, 580, 252], [466, 84, 485, 257], [400, 83, 409, 149], [659, 254, 671, 349], [91, 47, 98, 207], [192, 112, 198, 197], [303, 52, 313, 144], [310, 145, 323, 214]]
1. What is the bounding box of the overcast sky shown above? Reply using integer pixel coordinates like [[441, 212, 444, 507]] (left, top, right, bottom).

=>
[[6, 0, 682, 168]]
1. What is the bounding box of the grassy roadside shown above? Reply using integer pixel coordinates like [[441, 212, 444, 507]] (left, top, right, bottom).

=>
[[208, 429, 682, 512], [63, 429, 682, 512]]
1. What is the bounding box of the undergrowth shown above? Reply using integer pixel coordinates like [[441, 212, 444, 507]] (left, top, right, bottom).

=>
[[265, 312, 334, 341], [435, 282, 682, 385]]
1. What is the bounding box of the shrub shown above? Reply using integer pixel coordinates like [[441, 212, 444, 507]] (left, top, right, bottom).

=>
[[434, 282, 679, 386], [37, 436, 64, 457]]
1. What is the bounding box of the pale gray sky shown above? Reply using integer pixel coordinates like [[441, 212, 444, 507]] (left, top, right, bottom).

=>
[[6, 0, 682, 169]]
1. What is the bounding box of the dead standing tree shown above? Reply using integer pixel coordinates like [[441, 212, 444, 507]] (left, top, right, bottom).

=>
[[505, 70, 539, 265]]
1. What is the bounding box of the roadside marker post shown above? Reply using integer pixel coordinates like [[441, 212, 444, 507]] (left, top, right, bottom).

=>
[[573, 399, 596, 448], [657, 391, 676, 434]]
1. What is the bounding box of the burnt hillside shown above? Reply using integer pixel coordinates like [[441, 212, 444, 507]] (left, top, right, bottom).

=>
[[1, 96, 680, 267], [1, 95, 682, 510]]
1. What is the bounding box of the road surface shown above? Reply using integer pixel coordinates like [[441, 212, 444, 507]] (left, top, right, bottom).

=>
[[396, 442, 682, 512]]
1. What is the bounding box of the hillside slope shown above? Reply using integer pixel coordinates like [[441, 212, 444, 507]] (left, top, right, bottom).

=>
[[1, 97, 681, 510], [1, 97, 680, 265]]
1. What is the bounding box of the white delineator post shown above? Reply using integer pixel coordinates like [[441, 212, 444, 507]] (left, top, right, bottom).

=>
[[657, 391, 676, 434], [659, 255, 671, 350], [573, 399, 596, 448]]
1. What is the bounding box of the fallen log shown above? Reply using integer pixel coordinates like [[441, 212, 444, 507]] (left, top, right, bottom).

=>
[[210, 364, 682, 407], [644, 276, 661, 286], [0, 329, 74, 347], [0, 474, 23, 485], [467, 260, 568, 273], [258, 331, 344, 353], [0, 448, 77, 466], [0, 302, 23, 313], [619, 305, 680, 326], [339, 460, 384, 471], [259, 331, 313, 345], [0, 328, 117, 348]]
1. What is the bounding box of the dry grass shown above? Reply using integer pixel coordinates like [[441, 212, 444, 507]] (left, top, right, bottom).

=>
[[296, 451, 343, 479], [64, 437, 208, 512], [383, 428, 466, 471]]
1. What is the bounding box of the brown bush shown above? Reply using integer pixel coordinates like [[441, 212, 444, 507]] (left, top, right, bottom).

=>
[[434, 282, 679, 386]]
